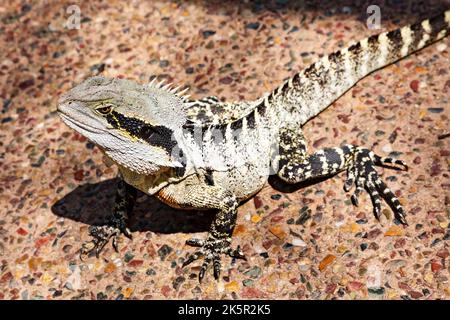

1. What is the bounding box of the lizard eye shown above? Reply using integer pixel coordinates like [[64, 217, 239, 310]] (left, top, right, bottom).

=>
[[96, 105, 113, 115]]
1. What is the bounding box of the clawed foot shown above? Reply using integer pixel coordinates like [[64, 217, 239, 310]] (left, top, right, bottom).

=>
[[344, 147, 408, 225], [80, 224, 132, 260], [182, 237, 246, 282]]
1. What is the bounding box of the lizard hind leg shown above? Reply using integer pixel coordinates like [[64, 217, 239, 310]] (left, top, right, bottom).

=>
[[275, 127, 408, 224]]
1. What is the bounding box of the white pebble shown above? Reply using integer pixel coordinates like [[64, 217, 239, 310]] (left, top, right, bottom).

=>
[[292, 238, 307, 247], [382, 144, 392, 153], [335, 221, 345, 227], [113, 258, 122, 267], [437, 43, 447, 52], [217, 282, 225, 293], [253, 245, 264, 254]]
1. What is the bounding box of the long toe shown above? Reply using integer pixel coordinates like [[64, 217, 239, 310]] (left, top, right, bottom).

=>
[[182, 251, 203, 268]]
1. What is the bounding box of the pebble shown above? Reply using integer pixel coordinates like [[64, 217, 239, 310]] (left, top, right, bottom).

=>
[[381, 144, 393, 153], [157, 245, 172, 260], [202, 30, 216, 38], [172, 276, 185, 290], [292, 238, 307, 247], [269, 225, 286, 240], [270, 194, 281, 200], [243, 279, 254, 287], [90, 63, 105, 73], [356, 219, 368, 225], [159, 60, 170, 68], [104, 262, 116, 273], [437, 43, 447, 52], [245, 22, 260, 30], [319, 254, 336, 271], [368, 287, 385, 298], [185, 67, 194, 74], [296, 210, 311, 225], [427, 107, 443, 113], [225, 281, 239, 292], [384, 226, 404, 237], [146, 268, 156, 276], [253, 196, 263, 209], [124, 252, 134, 263]]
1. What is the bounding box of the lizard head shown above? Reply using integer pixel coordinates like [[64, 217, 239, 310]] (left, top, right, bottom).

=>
[[57, 76, 190, 175]]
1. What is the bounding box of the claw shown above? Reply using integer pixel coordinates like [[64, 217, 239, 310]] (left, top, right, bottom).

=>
[[198, 265, 206, 283], [199, 256, 212, 283], [123, 227, 132, 239], [344, 168, 355, 192], [183, 238, 243, 281], [351, 193, 359, 206], [344, 179, 354, 192], [374, 176, 408, 226], [213, 259, 221, 280], [80, 241, 96, 261], [395, 211, 408, 225], [366, 182, 382, 220], [182, 252, 202, 268], [79, 225, 130, 260], [112, 236, 119, 253], [396, 210, 408, 226], [227, 245, 247, 261], [345, 148, 409, 226]]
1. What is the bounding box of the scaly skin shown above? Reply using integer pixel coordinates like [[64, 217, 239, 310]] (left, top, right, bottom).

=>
[[58, 11, 450, 281]]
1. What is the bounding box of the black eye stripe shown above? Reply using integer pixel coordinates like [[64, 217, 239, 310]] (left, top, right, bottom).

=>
[[105, 111, 177, 154], [139, 125, 155, 140]]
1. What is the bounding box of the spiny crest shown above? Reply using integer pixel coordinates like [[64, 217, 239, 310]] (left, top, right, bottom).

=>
[[148, 77, 191, 102]]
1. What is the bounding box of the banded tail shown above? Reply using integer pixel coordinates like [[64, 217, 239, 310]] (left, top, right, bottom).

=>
[[271, 10, 450, 124]]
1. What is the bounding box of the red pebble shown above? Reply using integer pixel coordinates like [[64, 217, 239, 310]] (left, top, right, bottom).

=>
[[398, 282, 412, 291], [409, 290, 423, 299], [437, 249, 449, 259], [325, 283, 337, 294], [161, 285, 171, 297], [431, 262, 442, 273], [16, 227, 28, 236], [410, 80, 419, 93], [0, 272, 13, 284], [241, 287, 264, 299], [128, 260, 144, 268], [348, 281, 364, 291], [34, 235, 53, 249], [270, 215, 283, 223], [253, 196, 263, 209], [74, 169, 84, 181]]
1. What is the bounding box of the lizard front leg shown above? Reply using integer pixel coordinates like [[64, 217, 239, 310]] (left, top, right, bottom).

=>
[[276, 126, 408, 224], [80, 175, 137, 259], [158, 180, 246, 282], [182, 194, 246, 282]]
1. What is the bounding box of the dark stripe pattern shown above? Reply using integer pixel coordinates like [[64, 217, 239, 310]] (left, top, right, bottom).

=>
[[106, 111, 177, 154]]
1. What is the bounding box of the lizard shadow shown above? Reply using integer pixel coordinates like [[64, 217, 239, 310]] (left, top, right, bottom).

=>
[[51, 178, 214, 234], [172, 0, 449, 25], [52, 165, 404, 233]]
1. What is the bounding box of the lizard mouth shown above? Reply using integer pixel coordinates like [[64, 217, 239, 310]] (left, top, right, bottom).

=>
[[58, 112, 105, 135]]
